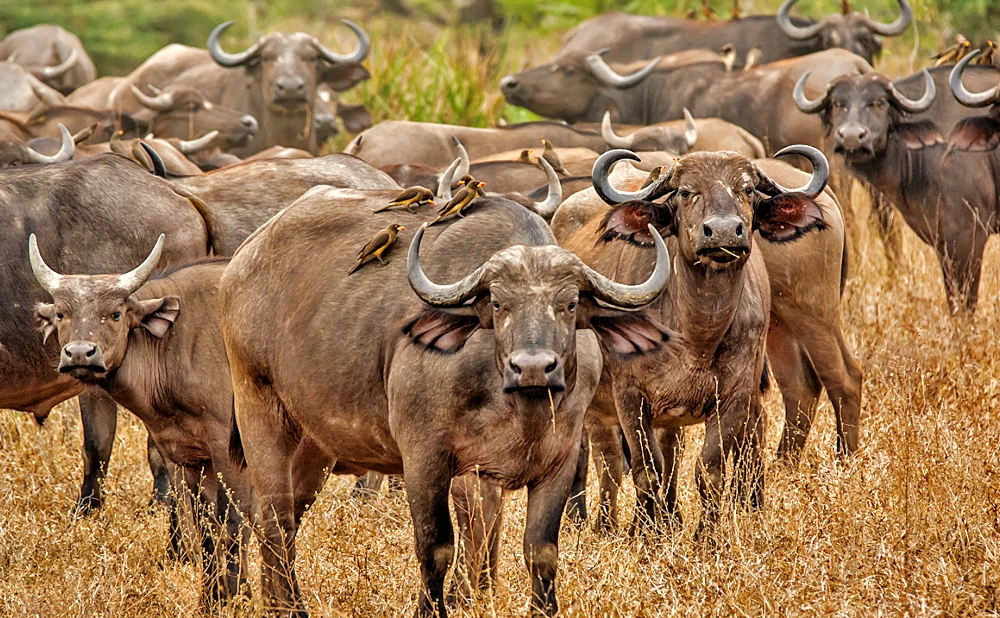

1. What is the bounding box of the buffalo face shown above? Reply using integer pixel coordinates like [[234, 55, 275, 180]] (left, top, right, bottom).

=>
[[29, 235, 179, 382], [794, 70, 937, 163], [405, 223, 675, 404], [593, 147, 830, 265], [132, 85, 257, 149], [501, 60, 601, 123], [777, 0, 912, 64]]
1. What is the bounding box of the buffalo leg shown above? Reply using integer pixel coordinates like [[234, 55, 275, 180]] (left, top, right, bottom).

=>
[[291, 437, 332, 526], [450, 474, 504, 603], [564, 428, 589, 524], [523, 449, 577, 617], [770, 321, 823, 463], [588, 420, 624, 533], [799, 321, 864, 458], [695, 404, 740, 539], [77, 390, 117, 514], [148, 433, 170, 507], [615, 388, 663, 534], [938, 233, 987, 315], [729, 398, 765, 511], [404, 455, 455, 618], [234, 380, 306, 617], [656, 428, 684, 529]]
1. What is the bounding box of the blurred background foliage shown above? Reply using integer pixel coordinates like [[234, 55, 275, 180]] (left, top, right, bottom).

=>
[[1, 0, 995, 144]]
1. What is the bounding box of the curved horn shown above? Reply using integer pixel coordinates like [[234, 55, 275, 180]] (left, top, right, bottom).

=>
[[177, 130, 219, 154], [777, 0, 828, 40], [451, 135, 470, 177], [533, 157, 563, 218], [28, 234, 62, 295], [314, 20, 370, 64], [861, 0, 912, 37], [28, 76, 64, 106], [683, 108, 697, 148], [583, 224, 670, 308], [950, 50, 999, 108], [887, 68, 935, 113], [40, 48, 78, 79], [407, 224, 489, 307], [140, 141, 166, 178], [764, 145, 829, 197], [601, 111, 635, 148], [438, 157, 462, 201], [25, 124, 74, 164], [792, 71, 830, 114], [585, 51, 661, 88], [208, 21, 262, 68], [117, 234, 165, 294], [129, 84, 175, 112], [592, 149, 671, 204]]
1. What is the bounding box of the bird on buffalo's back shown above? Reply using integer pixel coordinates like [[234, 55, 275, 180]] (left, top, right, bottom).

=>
[[348, 223, 406, 275], [431, 181, 486, 225], [373, 187, 435, 213], [442, 175, 477, 213], [540, 139, 568, 175], [932, 35, 971, 67]]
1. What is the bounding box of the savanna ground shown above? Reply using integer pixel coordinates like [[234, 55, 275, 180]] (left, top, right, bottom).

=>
[[3, 1, 1000, 616]]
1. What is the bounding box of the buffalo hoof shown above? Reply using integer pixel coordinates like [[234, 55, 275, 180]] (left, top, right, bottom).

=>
[[74, 492, 102, 517]]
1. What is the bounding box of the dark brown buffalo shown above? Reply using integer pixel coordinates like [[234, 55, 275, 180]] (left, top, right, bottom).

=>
[[171, 154, 398, 254], [0, 25, 97, 94], [129, 84, 258, 150], [519, 0, 909, 73], [561, 146, 840, 532], [795, 65, 999, 313], [220, 188, 673, 616], [0, 154, 213, 511], [0, 59, 66, 112]]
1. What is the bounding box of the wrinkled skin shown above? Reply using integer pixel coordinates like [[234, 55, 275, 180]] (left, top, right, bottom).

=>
[[805, 68, 1000, 313], [31, 258, 326, 607], [0, 154, 211, 511], [0, 25, 97, 94], [220, 189, 671, 616], [557, 154, 861, 532]]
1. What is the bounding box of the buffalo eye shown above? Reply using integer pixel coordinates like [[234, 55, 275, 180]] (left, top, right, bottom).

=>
[[55, 313, 64, 321], [492, 300, 501, 311], [679, 190, 691, 200], [112, 311, 122, 322], [743, 186, 754, 197], [567, 301, 577, 313]]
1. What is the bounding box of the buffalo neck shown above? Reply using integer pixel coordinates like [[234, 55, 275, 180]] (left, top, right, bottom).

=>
[[660, 251, 749, 358]]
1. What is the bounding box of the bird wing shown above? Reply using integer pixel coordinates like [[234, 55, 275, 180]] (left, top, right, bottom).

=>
[[391, 187, 420, 204], [358, 230, 391, 258]]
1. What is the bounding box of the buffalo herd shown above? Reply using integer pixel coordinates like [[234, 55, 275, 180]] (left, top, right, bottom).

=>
[[2, 1, 998, 615]]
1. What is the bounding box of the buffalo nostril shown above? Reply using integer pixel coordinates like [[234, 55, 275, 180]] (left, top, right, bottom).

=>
[[85, 346, 96, 358], [63, 348, 72, 358], [736, 224, 744, 238], [703, 224, 713, 238], [545, 360, 558, 373], [511, 362, 522, 375]]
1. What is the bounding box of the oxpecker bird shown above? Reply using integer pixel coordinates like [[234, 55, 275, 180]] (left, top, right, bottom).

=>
[[373, 187, 435, 213], [540, 139, 568, 175], [641, 166, 665, 189], [431, 181, 486, 225], [348, 223, 406, 275]]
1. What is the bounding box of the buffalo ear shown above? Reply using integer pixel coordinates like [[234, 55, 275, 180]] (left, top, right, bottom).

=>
[[403, 307, 486, 354], [322, 63, 371, 92], [136, 296, 181, 338], [946, 116, 1000, 153], [599, 200, 675, 246], [35, 303, 57, 345], [578, 304, 680, 359], [755, 192, 828, 243], [895, 120, 945, 150], [337, 103, 373, 134]]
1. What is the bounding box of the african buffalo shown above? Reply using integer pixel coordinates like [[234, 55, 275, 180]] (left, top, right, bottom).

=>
[[559, 146, 851, 531], [0, 59, 66, 112], [532, 0, 909, 69], [129, 84, 258, 150], [0, 154, 214, 511], [1, 25, 97, 94], [220, 187, 673, 615], [795, 65, 998, 313]]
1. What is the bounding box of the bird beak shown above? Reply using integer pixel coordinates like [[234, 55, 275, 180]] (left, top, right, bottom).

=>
[[399, 226, 406, 231]]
